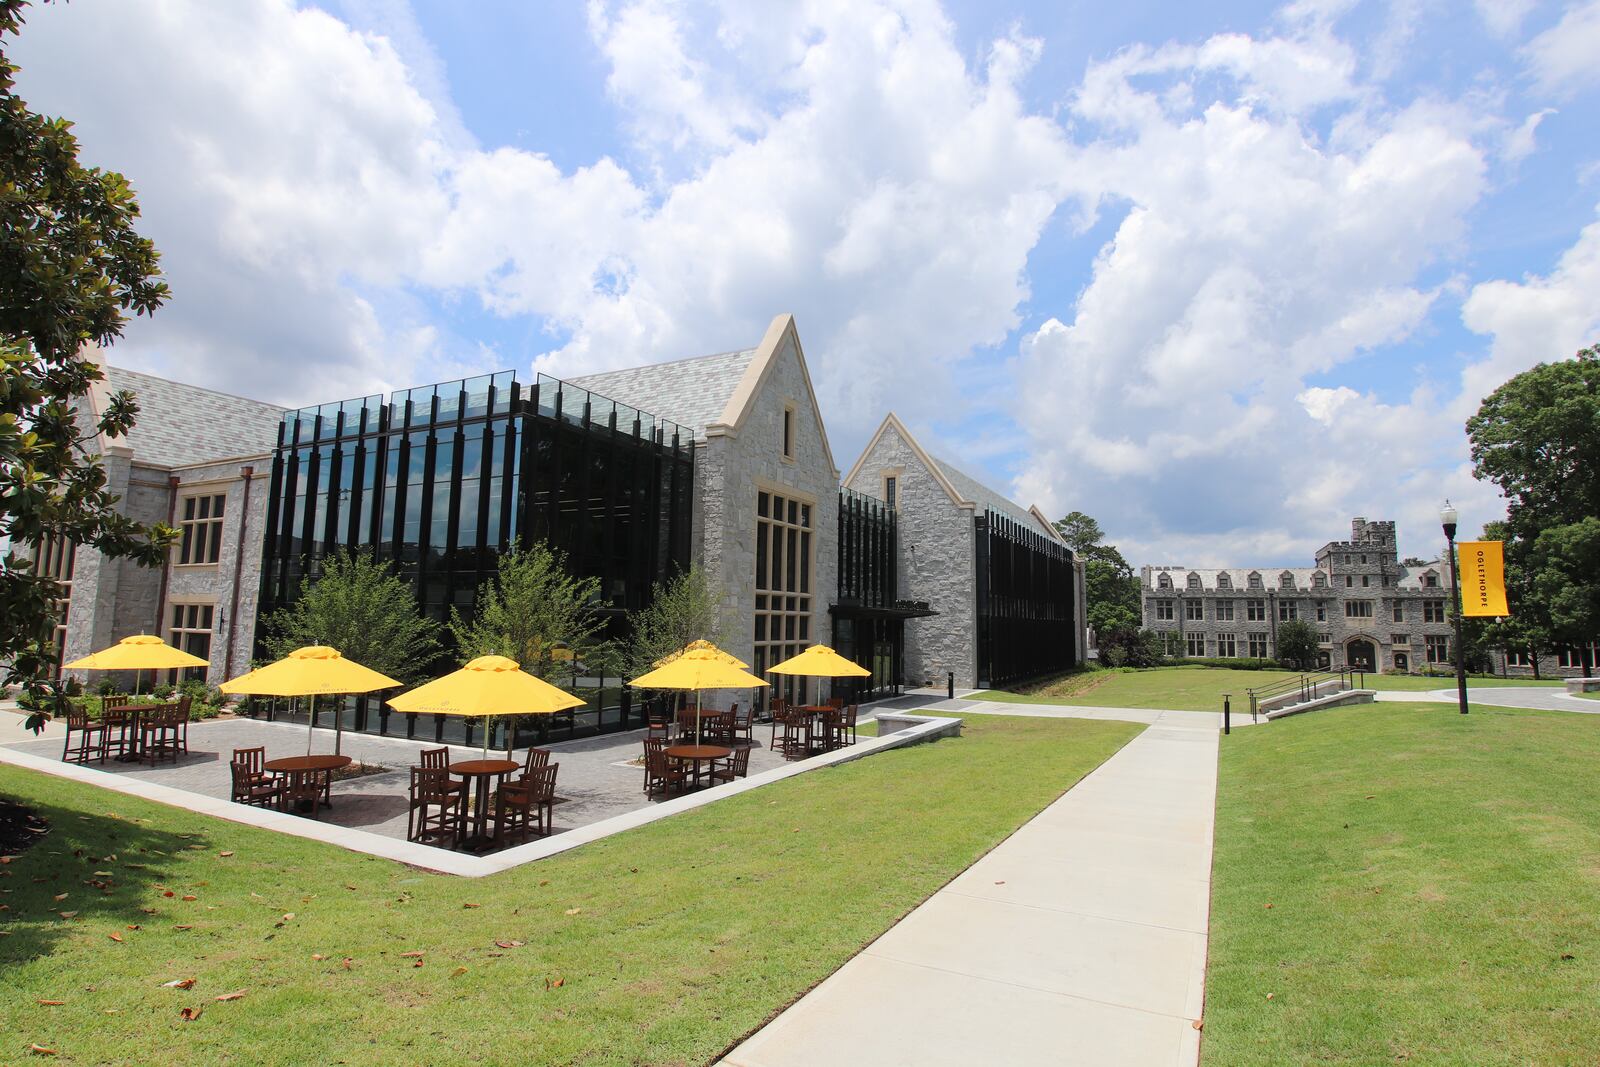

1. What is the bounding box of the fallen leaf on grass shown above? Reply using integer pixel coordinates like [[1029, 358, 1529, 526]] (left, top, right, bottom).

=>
[[218, 852, 234, 858], [311, 954, 326, 961], [126, 924, 140, 931], [1192, 1018, 1203, 1031], [544, 977, 564, 990], [412, 959, 424, 968], [181, 895, 197, 902], [564, 907, 582, 916], [36, 999, 64, 1006], [107, 933, 123, 943], [451, 966, 467, 978], [1265, 992, 1274, 1000], [494, 940, 524, 949], [174, 925, 193, 931], [462, 902, 480, 909], [399, 951, 424, 958], [1264, 903, 1274, 910], [341, 958, 353, 970], [53, 893, 67, 902], [163, 891, 174, 898], [162, 978, 196, 990], [27, 1043, 56, 1055], [1365, 794, 1376, 800], [58, 911, 77, 919], [179, 1007, 203, 1022], [213, 990, 247, 1002], [93, 871, 111, 877]]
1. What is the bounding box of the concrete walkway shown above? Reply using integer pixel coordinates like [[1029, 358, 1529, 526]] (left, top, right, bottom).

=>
[[1375, 686, 1597, 713], [723, 710, 1218, 1067]]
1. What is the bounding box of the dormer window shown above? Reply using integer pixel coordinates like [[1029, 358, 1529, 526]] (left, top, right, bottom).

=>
[[781, 404, 796, 461]]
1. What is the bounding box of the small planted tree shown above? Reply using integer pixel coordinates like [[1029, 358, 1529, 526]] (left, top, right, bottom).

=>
[[624, 566, 726, 681], [449, 542, 612, 681], [263, 549, 442, 753], [1275, 619, 1320, 670]]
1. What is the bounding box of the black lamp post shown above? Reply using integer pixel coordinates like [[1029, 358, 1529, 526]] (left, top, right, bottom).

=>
[[1440, 501, 1469, 716]]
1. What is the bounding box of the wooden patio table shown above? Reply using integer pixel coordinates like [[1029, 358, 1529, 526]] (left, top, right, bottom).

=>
[[265, 754, 352, 815], [664, 743, 733, 789], [448, 758, 520, 852]]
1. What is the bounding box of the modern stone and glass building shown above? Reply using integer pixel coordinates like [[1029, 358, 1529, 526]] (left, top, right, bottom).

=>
[[1141, 517, 1459, 673], [36, 315, 1084, 742]]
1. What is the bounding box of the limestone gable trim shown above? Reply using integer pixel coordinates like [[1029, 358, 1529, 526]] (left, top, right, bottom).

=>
[[844, 412, 971, 513], [1028, 505, 1069, 547], [706, 313, 839, 477]]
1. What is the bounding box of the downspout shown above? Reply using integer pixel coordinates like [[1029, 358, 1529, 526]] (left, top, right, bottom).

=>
[[223, 466, 255, 683]]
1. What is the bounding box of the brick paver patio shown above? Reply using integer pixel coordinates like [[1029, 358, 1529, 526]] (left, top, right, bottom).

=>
[[7, 716, 791, 847]]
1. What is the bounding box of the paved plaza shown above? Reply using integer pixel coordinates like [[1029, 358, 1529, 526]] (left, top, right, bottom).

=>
[[4, 714, 793, 846]]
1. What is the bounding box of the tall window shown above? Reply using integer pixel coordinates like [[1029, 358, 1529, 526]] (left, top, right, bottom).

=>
[[1215, 599, 1235, 622], [1393, 602, 1404, 622], [1248, 632, 1269, 657], [35, 535, 75, 675], [1185, 600, 1204, 621], [1426, 635, 1450, 663], [1216, 633, 1238, 657], [1246, 598, 1266, 621], [884, 475, 897, 509], [754, 490, 812, 705], [1316, 602, 1327, 622], [1154, 599, 1174, 621], [177, 493, 226, 565], [1344, 601, 1374, 619], [1278, 600, 1297, 622], [1186, 632, 1206, 657], [168, 602, 214, 682], [1558, 645, 1599, 669], [781, 405, 796, 460], [1505, 649, 1532, 667], [1423, 600, 1446, 623]]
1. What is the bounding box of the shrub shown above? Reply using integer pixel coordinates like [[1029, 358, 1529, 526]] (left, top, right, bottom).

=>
[[151, 682, 175, 699], [1179, 657, 1282, 671]]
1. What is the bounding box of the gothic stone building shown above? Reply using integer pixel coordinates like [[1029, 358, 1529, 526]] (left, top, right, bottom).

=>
[[37, 314, 1086, 745], [1141, 518, 1457, 673]]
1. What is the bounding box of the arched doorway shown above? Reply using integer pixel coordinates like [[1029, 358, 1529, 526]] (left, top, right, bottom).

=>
[[1346, 637, 1376, 671], [1393, 651, 1409, 673]]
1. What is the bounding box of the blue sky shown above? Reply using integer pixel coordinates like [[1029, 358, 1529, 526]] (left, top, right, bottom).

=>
[[11, 0, 1600, 566]]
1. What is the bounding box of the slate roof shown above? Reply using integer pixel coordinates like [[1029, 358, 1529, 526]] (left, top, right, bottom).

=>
[[1146, 563, 1449, 592], [930, 455, 1056, 539], [568, 349, 757, 438], [102, 366, 286, 469]]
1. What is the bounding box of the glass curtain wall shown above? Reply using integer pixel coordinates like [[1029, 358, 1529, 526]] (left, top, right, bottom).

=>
[[831, 487, 905, 703], [257, 371, 693, 745], [974, 509, 1078, 688]]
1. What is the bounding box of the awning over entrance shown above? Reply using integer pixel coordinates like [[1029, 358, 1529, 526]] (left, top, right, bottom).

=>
[[829, 600, 940, 621]]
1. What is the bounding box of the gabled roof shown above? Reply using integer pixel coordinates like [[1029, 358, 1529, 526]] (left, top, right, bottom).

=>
[[568, 314, 838, 475], [94, 365, 285, 468], [846, 412, 1063, 544], [569, 348, 757, 440]]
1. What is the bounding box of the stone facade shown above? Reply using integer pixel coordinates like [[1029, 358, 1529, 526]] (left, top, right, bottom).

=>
[[32, 362, 283, 690], [1141, 517, 1458, 673], [843, 419, 976, 687]]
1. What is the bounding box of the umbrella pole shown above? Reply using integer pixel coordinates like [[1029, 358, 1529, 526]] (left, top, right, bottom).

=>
[[695, 689, 702, 747], [335, 697, 344, 757], [482, 714, 491, 760]]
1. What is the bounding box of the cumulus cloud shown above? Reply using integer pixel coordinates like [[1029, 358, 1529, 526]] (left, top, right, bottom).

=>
[[1011, 18, 1498, 563], [1522, 0, 1600, 97]]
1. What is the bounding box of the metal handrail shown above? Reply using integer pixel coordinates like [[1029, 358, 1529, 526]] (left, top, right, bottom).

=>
[[1246, 664, 1365, 719]]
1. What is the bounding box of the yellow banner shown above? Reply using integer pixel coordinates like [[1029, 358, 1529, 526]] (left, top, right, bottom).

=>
[[1458, 540, 1510, 617]]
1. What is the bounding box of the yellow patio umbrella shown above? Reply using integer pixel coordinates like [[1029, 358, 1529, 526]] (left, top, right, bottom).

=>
[[629, 647, 769, 745], [767, 644, 872, 708], [65, 634, 210, 702], [387, 655, 587, 758], [220, 646, 401, 756], [652, 639, 750, 670]]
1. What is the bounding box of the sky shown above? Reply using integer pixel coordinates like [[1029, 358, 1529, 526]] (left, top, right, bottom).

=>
[[9, 0, 1599, 568]]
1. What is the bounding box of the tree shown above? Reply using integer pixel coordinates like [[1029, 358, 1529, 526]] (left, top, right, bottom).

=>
[[449, 542, 612, 682], [1399, 556, 1430, 568], [1275, 619, 1319, 670], [1, 0, 174, 732], [262, 549, 443, 754], [1053, 510, 1142, 637], [623, 566, 726, 682], [1467, 346, 1600, 675], [263, 550, 442, 684]]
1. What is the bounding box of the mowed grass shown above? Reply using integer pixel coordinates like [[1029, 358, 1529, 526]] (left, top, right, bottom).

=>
[[1203, 702, 1600, 1065], [0, 714, 1139, 1066], [974, 666, 1561, 712]]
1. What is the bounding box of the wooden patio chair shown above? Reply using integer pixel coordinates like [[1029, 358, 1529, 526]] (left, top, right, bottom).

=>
[[408, 767, 466, 847], [730, 701, 754, 744], [138, 702, 185, 764], [230, 757, 286, 810], [62, 705, 106, 764], [642, 737, 687, 798], [709, 745, 751, 785], [98, 701, 136, 761], [829, 704, 860, 748], [495, 763, 558, 845]]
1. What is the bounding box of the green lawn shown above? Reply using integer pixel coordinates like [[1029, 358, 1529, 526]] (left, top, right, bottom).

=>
[[0, 714, 1139, 1066], [973, 666, 1561, 712], [1204, 702, 1600, 1064]]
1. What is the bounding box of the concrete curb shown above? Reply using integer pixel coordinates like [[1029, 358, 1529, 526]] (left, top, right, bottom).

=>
[[0, 714, 962, 878]]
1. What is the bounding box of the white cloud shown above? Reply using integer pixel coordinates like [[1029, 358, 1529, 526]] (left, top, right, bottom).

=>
[[1477, 0, 1536, 38], [1522, 0, 1600, 96], [1012, 19, 1496, 563]]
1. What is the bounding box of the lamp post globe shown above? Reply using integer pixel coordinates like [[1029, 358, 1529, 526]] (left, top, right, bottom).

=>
[[1439, 500, 1468, 715]]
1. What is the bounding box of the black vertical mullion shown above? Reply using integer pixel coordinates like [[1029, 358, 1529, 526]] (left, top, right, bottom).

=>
[[346, 444, 365, 549], [416, 434, 437, 597]]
